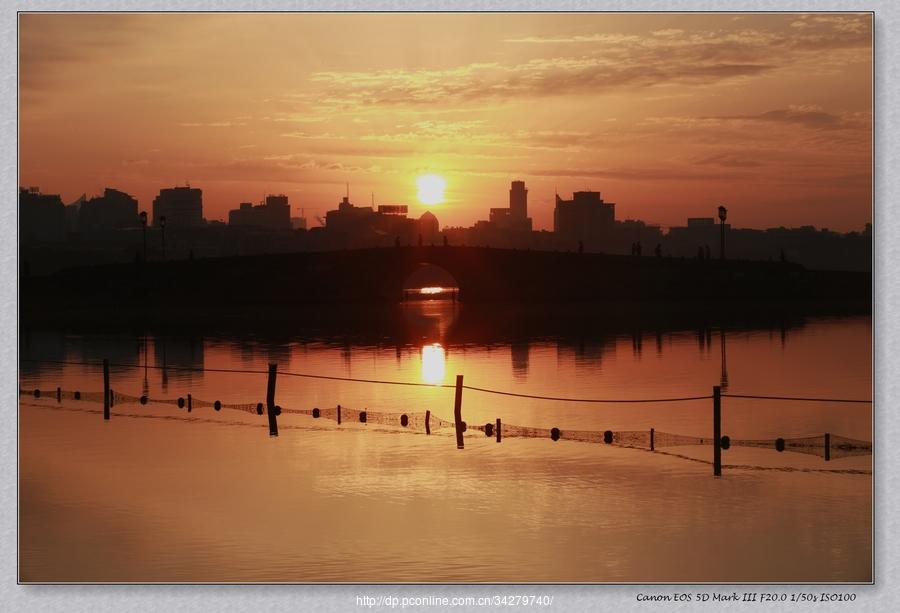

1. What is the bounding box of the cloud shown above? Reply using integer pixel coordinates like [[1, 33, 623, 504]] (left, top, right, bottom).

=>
[[502, 33, 642, 44], [522, 166, 746, 182], [178, 156, 384, 186], [178, 121, 247, 128], [695, 153, 764, 168], [308, 55, 773, 107], [305, 17, 868, 108], [310, 16, 871, 108], [704, 106, 866, 130], [642, 106, 869, 142], [354, 120, 598, 153]]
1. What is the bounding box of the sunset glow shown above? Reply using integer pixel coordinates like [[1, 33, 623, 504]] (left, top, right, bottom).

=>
[[420, 343, 446, 385], [18, 13, 872, 231], [419, 286, 445, 295]]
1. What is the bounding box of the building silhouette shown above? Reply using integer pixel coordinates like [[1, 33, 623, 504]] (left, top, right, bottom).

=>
[[152, 186, 203, 228], [79, 188, 139, 233], [325, 195, 380, 233], [419, 210, 440, 243], [228, 194, 292, 230], [63, 194, 85, 233], [554, 191, 615, 242], [20, 187, 66, 243], [488, 180, 533, 231], [510, 180, 527, 221], [666, 217, 728, 258], [291, 208, 308, 230], [20, 179, 872, 273], [322, 195, 437, 246]]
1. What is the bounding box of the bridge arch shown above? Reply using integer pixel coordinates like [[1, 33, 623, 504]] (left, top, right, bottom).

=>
[[401, 262, 460, 300], [386, 246, 501, 303]]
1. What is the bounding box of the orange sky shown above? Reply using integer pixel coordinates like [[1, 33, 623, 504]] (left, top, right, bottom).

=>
[[19, 12, 872, 231]]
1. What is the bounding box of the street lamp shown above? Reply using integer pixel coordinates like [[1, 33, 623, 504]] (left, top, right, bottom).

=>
[[139, 211, 148, 261], [160, 215, 167, 260], [717, 205, 728, 260]]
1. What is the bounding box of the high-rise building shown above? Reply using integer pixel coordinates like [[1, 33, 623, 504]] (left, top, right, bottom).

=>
[[553, 191, 615, 240], [487, 180, 533, 231], [509, 180, 527, 221], [152, 186, 203, 228]]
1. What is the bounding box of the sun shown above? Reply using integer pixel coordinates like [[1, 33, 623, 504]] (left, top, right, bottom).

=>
[[416, 174, 446, 206]]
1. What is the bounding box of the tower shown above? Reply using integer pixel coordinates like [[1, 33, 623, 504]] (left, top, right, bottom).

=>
[[509, 180, 527, 221]]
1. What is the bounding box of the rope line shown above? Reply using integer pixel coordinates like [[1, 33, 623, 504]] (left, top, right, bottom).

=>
[[20, 358, 873, 404], [722, 393, 872, 404], [461, 386, 711, 403], [277, 370, 455, 388]]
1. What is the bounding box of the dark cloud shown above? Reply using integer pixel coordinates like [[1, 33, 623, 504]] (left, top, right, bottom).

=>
[[709, 107, 852, 130]]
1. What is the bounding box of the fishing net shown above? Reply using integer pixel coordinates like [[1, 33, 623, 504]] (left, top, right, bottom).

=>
[[830, 434, 873, 459], [20, 387, 871, 463]]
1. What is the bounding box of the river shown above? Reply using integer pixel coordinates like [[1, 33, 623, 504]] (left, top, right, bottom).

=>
[[18, 303, 872, 582]]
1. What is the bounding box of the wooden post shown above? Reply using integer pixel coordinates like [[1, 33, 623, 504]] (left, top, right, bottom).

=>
[[824, 432, 831, 462], [650, 427, 655, 451], [187, 393, 192, 412], [103, 359, 110, 421], [453, 374, 464, 449], [496, 418, 501, 443], [56, 387, 61, 403], [713, 386, 722, 476], [266, 363, 279, 437], [337, 404, 342, 425], [425, 410, 431, 435]]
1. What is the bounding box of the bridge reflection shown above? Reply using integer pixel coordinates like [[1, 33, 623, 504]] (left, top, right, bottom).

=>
[[21, 301, 821, 394]]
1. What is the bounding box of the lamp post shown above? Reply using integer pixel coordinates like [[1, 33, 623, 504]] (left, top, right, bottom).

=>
[[139, 211, 148, 262], [160, 215, 167, 260], [717, 205, 728, 260]]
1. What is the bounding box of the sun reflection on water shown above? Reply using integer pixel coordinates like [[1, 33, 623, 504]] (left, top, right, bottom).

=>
[[421, 343, 446, 385]]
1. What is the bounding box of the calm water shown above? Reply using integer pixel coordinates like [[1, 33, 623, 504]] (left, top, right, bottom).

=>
[[19, 304, 872, 582]]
